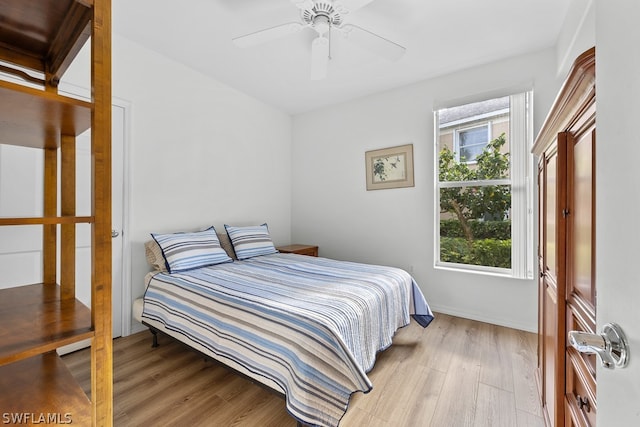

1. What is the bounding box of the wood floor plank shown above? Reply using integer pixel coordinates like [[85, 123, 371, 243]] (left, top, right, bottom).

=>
[[62, 313, 544, 427], [512, 331, 543, 418], [418, 313, 459, 373], [516, 408, 546, 427], [479, 322, 516, 392], [371, 362, 429, 422], [430, 360, 481, 426], [474, 383, 518, 427], [392, 367, 446, 426], [337, 406, 374, 426], [428, 316, 483, 426]]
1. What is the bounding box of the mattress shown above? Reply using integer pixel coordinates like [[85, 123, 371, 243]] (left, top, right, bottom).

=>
[[132, 296, 144, 323], [139, 253, 433, 427]]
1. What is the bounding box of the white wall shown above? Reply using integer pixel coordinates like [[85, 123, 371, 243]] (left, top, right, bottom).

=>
[[63, 35, 293, 333], [556, 0, 595, 77], [118, 35, 293, 322], [291, 48, 564, 332]]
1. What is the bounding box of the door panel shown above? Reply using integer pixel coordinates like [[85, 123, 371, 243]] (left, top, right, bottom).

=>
[[112, 105, 125, 337], [568, 126, 596, 311], [544, 281, 558, 425], [75, 104, 124, 338], [537, 161, 545, 401], [545, 153, 558, 279], [565, 346, 597, 427], [565, 115, 596, 427]]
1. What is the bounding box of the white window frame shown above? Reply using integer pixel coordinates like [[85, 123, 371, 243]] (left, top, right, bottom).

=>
[[435, 91, 534, 279]]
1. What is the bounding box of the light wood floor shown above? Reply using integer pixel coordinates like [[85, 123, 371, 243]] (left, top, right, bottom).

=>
[[62, 313, 544, 427]]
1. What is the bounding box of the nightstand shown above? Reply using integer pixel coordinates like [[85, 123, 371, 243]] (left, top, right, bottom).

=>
[[276, 244, 318, 257]]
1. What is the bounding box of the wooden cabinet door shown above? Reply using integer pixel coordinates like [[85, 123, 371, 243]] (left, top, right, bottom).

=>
[[537, 160, 545, 398], [566, 114, 596, 317], [564, 105, 596, 427], [539, 135, 568, 427]]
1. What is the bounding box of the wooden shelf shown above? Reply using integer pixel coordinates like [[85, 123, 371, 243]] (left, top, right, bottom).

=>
[[0, 284, 93, 366], [0, 352, 91, 425], [0, 79, 92, 149], [0, 216, 94, 226], [0, 0, 92, 85]]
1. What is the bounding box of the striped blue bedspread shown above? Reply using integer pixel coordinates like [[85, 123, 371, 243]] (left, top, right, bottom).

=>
[[142, 253, 433, 427]]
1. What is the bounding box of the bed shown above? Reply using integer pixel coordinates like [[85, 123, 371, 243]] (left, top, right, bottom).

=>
[[134, 225, 433, 427]]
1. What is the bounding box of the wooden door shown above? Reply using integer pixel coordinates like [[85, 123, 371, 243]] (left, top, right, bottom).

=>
[[596, 5, 640, 422], [537, 157, 545, 408], [564, 103, 596, 426], [75, 103, 125, 338], [539, 135, 568, 427]]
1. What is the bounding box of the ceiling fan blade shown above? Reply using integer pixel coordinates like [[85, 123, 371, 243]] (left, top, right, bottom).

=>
[[340, 24, 405, 61], [233, 22, 303, 48], [291, 0, 314, 10], [310, 36, 329, 80], [334, 0, 377, 13]]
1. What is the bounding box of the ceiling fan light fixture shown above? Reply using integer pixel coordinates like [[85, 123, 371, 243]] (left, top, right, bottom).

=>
[[314, 15, 331, 35]]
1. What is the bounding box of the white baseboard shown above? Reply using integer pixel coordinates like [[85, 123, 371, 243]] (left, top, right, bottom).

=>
[[57, 338, 92, 355], [429, 303, 537, 333]]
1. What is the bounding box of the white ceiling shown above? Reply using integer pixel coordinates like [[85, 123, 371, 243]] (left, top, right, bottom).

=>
[[113, 0, 572, 115]]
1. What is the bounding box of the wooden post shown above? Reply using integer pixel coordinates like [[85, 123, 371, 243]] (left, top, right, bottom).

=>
[[90, 0, 114, 424], [60, 135, 76, 300], [43, 147, 57, 286]]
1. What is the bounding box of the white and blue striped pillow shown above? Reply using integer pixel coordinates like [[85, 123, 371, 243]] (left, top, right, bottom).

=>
[[151, 227, 232, 273], [224, 223, 278, 260]]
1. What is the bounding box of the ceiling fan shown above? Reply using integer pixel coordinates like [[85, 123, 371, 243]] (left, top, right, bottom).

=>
[[232, 0, 406, 80]]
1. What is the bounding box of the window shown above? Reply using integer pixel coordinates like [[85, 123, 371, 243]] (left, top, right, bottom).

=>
[[435, 93, 533, 279], [456, 124, 489, 163]]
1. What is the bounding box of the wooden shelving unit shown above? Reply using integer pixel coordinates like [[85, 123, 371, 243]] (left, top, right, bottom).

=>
[[0, 0, 113, 425]]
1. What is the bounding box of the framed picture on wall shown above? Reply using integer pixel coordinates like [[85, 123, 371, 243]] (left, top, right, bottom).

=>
[[365, 143, 414, 190]]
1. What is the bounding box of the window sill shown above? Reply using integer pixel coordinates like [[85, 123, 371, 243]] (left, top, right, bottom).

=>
[[434, 262, 533, 280]]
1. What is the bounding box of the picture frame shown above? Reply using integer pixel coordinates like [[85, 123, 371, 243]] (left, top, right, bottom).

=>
[[365, 143, 414, 190]]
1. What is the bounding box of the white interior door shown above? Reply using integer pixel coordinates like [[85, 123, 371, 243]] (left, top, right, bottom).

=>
[[75, 104, 125, 338], [595, 3, 640, 423], [112, 105, 125, 337]]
